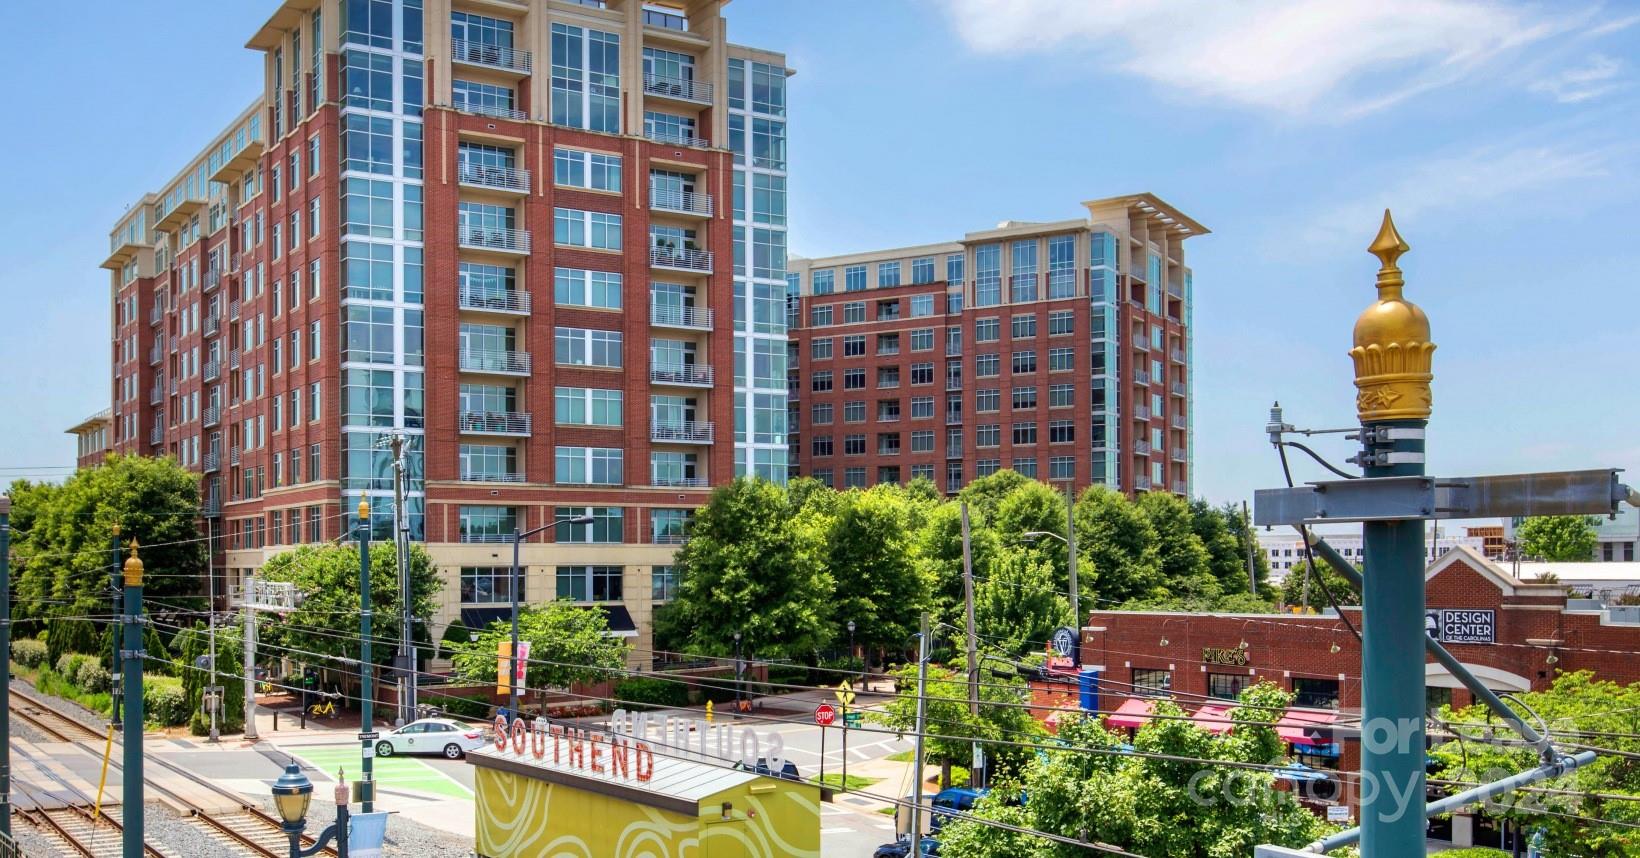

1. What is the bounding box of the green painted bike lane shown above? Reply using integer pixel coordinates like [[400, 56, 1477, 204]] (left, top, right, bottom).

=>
[[281, 744, 473, 801]]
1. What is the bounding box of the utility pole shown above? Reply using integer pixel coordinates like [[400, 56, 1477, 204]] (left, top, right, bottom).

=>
[[121, 540, 147, 858], [959, 502, 981, 789], [110, 523, 122, 730], [207, 535, 218, 743], [1064, 486, 1079, 626], [244, 598, 258, 740], [0, 494, 12, 840], [390, 434, 414, 725], [908, 613, 931, 846], [357, 499, 376, 813], [1243, 500, 1258, 595]]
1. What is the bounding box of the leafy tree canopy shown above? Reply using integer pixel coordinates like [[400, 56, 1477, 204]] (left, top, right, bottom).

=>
[[259, 542, 441, 672], [451, 600, 628, 691], [1516, 515, 1599, 562]]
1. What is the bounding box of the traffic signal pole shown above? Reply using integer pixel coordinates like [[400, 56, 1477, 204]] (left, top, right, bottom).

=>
[[358, 500, 376, 813]]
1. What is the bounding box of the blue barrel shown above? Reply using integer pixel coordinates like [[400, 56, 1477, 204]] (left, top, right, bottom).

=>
[[1078, 667, 1100, 713]]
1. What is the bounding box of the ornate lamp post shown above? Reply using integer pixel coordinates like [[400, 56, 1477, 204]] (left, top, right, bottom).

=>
[[271, 763, 350, 858]]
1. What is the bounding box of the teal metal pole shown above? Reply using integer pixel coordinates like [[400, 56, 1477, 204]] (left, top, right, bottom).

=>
[[1359, 419, 1426, 856], [111, 527, 123, 730], [121, 544, 146, 858], [0, 495, 12, 839], [358, 501, 375, 812]]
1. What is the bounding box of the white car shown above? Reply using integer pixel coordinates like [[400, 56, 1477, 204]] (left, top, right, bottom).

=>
[[374, 718, 487, 759]]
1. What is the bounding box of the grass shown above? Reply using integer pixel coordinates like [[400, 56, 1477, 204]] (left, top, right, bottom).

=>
[[877, 807, 896, 816], [810, 773, 881, 790], [13, 662, 113, 718], [887, 749, 916, 762]]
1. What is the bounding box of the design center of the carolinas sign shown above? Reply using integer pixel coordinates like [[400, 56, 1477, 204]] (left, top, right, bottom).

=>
[[489, 708, 789, 783]]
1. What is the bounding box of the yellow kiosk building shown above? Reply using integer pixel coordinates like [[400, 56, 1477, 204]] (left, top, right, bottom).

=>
[[470, 720, 821, 857]]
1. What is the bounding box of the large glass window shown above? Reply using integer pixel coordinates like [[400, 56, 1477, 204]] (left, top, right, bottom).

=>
[[458, 507, 516, 544], [651, 509, 691, 545], [1292, 677, 1341, 710], [342, 305, 395, 364], [1208, 673, 1253, 701], [555, 387, 622, 426], [452, 80, 518, 118], [554, 208, 622, 249], [556, 506, 623, 543], [554, 327, 622, 368], [341, 114, 394, 175], [652, 565, 680, 600], [460, 565, 518, 602], [554, 267, 622, 309], [550, 24, 620, 132], [556, 565, 623, 601], [973, 243, 1001, 307], [651, 451, 700, 486], [342, 368, 395, 426], [341, 50, 393, 112], [459, 443, 518, 481], [342, 177, 394, 238], [1132, 668, 1172, 697], [555, 148, 622, 191], [555, 446, 622, 484]]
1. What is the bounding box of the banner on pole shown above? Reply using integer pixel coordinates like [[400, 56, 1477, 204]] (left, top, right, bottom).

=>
[[349, 811, 389, 858]]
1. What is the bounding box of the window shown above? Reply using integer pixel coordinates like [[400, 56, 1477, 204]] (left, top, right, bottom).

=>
[[843, 401, 866, 423], [1013, 457, 1038, 478], [811, 270, 835, 295], [843, 368, 865, 390], [1049, 420, 1075, 443], [1011, 314, 1037, 339], [974, 243, 1001, 306], [652, 565, 680, 600], [910, 328, 934, 352], [1012, 422, 1036, 445], [877, 399, 901, 422], [844, 434, 866, 456], [975, 317, 1000, 342], [1049, 384, 1075, 408], [976, 354, 1000, 377], [460, 566, 519, 603], [1048, 234, 1076, 298], [1208, 673, 1253, 701], [1049, 310, 1074, 335], [876, 299, 900, 321], [811, 371, 832, 392], [554, 148, 622, 192], [651, 509, 691, 545], [976, 389, 1000, 412], [1048, 347, 1075, 372], [946, 326, 962, 356], [461, 443, 519, 481], [843, 467, 867, 488], [556, 506, 623, 543], [975, 458, 1001, 477], [550, 23, 621, 133], [1133, 668, 1172, 697], [1049, 456, 1075, 480], [555, 387, 623, 426], [877, 261, 900, 288], [556, 565, 623, 602], [812, 435, 834, 456], [812, 403, 833, 424], [810, 305, 833, 327], [911, 430, 935, 452], [554, 207, 623, 250], [876, 333, 899, 356], [554, 327, 623, 368], [976, 424, 1001, 447], [843, 302, 865, 324], [1012, 386, 1037, 409], [554, 267, 623, 310], [910, 395, 934, 419], [877, 367, 899, 388], [1292, 678, 1341, 710], [458, 507, 517, 544], [1012, 351, 1037, 374], [555, 446, 623, 484], [878, 432, 901, 455], [912, 257, 935, 284], [842, 335, 866, 357], [453, 79, 518, 117], [810, 338, 833, 360], [844, 265, 866, 292], [910, 363, 934, 386]]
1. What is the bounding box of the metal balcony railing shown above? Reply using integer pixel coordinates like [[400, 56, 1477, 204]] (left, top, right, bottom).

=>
[[149, 426, 164, 445], [460, 349, 531, 375], [150, 305, 163, 325], [1129, 298, 1147, 313], [643, 73, 713, 104], [458, 163, 531, 194], [450, 39, 533, 74], [650, 364, 713, 386], [1172, 480, 1189, 494], [643, 8, 687, 30], [1134, 475, 1152, 490], [459, 225, 531, 254], [455, 100, 526, 121], [653, 532, 687, 545], [202, 494, 221, 517], [203, 269, 222, 292], [649, 304, 713, 330], [149, 383, 163, 405], [460, 471, 525, 483], [1127, 267, 1148, 283], [458, 410, 532, 436], [229, 300, 241, 320], [649, 187, 713, 216], [149, 343, 163, 365], [1133, 336, 1151, 352], [1134, 370, 1150, 385], [643, 127, 711, 149], [203, 314, 220, 337], [458, 287, 531, 315], [203, 451, 220, 472], [651, 421, 714, 444], [1134, 441, 1152, 455], [229, 447, 242, 466], [1172, 448, 1187, 463], [653, 475, 708, 488], [1133, 406, 1150, 421], [1172, 382, 1187, 397], [1171, 348, 1186, 364], [170, 378, 179, 395], [1171, 414, 1187, 430], [203, 404, 220, 427], [229, 351, 242, 370], [1168, 280, 1183, 298], [649, 245, 712, 272]]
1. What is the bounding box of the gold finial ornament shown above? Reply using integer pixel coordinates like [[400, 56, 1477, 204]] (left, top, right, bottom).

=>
[[358, 499, 370, 522], [123, 538, 144, 586], [1351, 209, 1435, 423]]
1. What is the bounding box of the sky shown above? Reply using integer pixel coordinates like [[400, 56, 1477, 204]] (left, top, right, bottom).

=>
[[2, 0, 1638, 507]]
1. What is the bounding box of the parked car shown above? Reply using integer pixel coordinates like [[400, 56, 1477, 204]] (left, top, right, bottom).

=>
[[374, 718, 486, 759], [873, 834, 939, 857], [930, 787, 986, 831]]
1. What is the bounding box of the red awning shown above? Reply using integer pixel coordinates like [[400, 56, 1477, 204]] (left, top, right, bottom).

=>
[[1192, 705, 1233, 734], [1105, 697, 1155, 730], [1277, 709, 1338, 745]]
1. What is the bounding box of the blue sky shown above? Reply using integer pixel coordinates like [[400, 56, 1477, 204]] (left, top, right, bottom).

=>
[[2, 0, 1638, 506]]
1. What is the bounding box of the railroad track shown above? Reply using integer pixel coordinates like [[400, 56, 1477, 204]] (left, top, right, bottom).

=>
[[10, 686, 337, 857], [10, 746, 169, 858]]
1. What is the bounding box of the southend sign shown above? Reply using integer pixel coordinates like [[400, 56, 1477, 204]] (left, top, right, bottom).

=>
[[488, 708, 790, 784], [1425, 609, 1495, 644]]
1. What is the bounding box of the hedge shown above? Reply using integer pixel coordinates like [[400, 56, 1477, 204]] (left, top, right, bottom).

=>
[[144, 677, 189, 727], [613, 677, 690, 710], [12, 639, 47, 669], [76, 661, 112, 694]]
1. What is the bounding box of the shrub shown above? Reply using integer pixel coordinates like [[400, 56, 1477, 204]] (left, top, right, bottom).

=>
[[56, 653, 89, 681], [76, 662, 112, 694], [1435, 850, 1507, 858], [613, 677, 690, 710], [439, 694, 493, 719], [12, 639, 47, 669], [144, 678, 190, 727]]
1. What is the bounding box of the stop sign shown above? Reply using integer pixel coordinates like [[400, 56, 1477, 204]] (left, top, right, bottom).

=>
[[814, 703, 837, 726]]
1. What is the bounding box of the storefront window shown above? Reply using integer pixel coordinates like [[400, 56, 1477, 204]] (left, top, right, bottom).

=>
[[1132, 668, 1171, 697]]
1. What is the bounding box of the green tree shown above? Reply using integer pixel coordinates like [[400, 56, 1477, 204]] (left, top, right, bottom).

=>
[[975, 547, 1068, 656], [915, 501, 1004, 633], [1280, 559, 1362, 609], [666, 477, 832, 659], [1135, 492, 1218, 605], [1430, 671, 1640, 856], [174, 620, 245, 734], [1516, 515, 1599, 562], [959, 470, 1033, 522], [1218, 501, 1274, 598], [452, 600, 628, 691], [812, 486, 929, 657], [873, 654, 1047, 788], [1073, 486, 1163, 605], [259, 542, 441, 676], [1191, 500, 1252, 596]]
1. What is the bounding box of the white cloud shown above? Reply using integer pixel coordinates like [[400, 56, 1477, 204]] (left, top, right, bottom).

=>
[[1529, 54, 1624, 103], [937, 0, 1590, 117]]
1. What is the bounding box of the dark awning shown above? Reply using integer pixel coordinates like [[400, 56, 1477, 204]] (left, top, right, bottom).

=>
[[461, 607, 511, 631], [601, 604, 637, 633]]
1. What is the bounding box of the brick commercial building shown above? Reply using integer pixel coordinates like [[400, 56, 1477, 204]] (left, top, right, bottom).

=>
[[98, 0, 790, 659], [1030, 546, 1640, 844], [66, 409, 113, 470], [786, 195, 1206, 496]]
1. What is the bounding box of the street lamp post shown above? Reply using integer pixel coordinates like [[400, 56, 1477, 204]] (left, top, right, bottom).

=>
[[846, 620, 856, 662], [355, 500, 375, 813], [733, 631, 743, 712], [271, 763, 350, 858], [508, 513, 593, 717]]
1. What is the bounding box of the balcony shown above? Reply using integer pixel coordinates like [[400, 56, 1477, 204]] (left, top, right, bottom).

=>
[[149, 426, 164, 445], [229, 300, 241, 321], [203, 404, 220, 428], [1134, 475, 1152, 490], [148, 343, 163, 366], [1133, 406, 1150, 421], [1172, 480, 1189, 495], [229, 351, 241, 370], [1127, 266, 1148, 283], [459, 225, 531, 255], [649, 187, 713, 218], [150, 305, 164, 325], [1168, 280, 1183, 298], [460, 471, 525, 484], [1132, 336, 1151, 352], [653, 475, 708, 488], [651, 421, 714, 444], [459, 410, 532, 436], [210, 139, 265, 185], [459, 287, 532, 315], [642, 7, 689, 30], [1134, 441, 1152, 456], [203, 313, 220, 337], [650, 246, 712, 273], [1170, 348, 1186, 364], [1128, 298, 1147, 313], [643, 73, 714, 106], [203, 269, 222, 293], [1171, 414, 1187, 430], [203, 450, 220, 473], [149, 383, 163, 405], [460, 349, 531, 376], [650, 364, 713, 387], [229, 447, 241, 466], [454, 100, 526, 122], [643, 127, 711, 149], [1171, 382, 1187, 397], [202, 494, 221, 517], [1134, 369, 1150, 385], [649, 303, 713, 331], [1172, 448, 1187, 463], [458, 163, 531, 195], [170, 378, 179, 396], [450, 39, 532, 76]]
